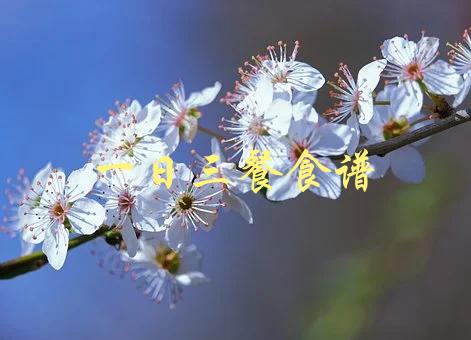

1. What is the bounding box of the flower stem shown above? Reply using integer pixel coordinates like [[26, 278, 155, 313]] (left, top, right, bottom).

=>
[[0, 227, 113, 279], [373, 100, 390, 106], [198, 125, 225, 141]]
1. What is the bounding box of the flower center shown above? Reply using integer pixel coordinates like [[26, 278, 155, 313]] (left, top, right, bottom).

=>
[[118, 191, 136, 215], [290, 141, 308, 162], [248, 119, 269, 136], [271, 71, 288, 84], [49, 201, 68, 223], [177, 194, 194, 211], [119, 137, 142, 157], [405, 62, 423, 81], [155, 245, 181, 275], [383, 117, 410, 140]]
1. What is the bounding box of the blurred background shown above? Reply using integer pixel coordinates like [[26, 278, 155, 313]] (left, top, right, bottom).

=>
[[0, 0, 470, 339]]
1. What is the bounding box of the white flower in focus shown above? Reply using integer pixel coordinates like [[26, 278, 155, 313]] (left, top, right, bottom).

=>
[[122, 233, 208, 307], [144, 163, 225, 250], [158, 82, 221, 153], [97, 165, 163, 257], [22, 164, 106, 270], [221, 84, 292, 167], [90, 99, 167, 166], [259, 41, 325, 96], [381, 33, 462, 116], [362, 86, 430, 183], [325, 60, 387, 154], [267, 119, 352, 201], [1, 164, 53, 255], [192, 138, 253, 224], [448, 28, 471, 107]]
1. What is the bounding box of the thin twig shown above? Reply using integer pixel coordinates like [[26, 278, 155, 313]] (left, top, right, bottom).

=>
[[198, 125, 225, 141]]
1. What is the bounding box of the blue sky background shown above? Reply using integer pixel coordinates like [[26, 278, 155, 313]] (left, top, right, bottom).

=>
[[1, 1, 470, 339]]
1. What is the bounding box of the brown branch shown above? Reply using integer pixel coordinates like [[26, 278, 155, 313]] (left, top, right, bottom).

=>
[[333, 109, 471, 159]]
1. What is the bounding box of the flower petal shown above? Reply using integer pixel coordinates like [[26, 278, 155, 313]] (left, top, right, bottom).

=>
[[367, 155, 390, 179], [264, 99, 293, 135], [121, 221, 139, 257], [288, 61, 325, 92], [315, 123, 352, 156], [41, 170, 66, 207], [308, 158, 342, 199], [453, 73, 471, 108], [178, 244, 203, 273], [357, 59, 387, 92], [390, 146, 425, 183], [381, 37, 416, 66], [416, 36, 440, 66], [185, 82, 221, 108], [165, 223, 190, 251], [176, 272, 210, 286], [135, 100, 162, 136], [163, 125, 180, 155], [65, 163, 97, 202], [390, 81, 423, 119], [424, 60, 463, 95], [346, 115, 360, 155], [223, 191, 253, 224], [42, 223, 69, 270], [68, 197, 105, 235], [210, 137, 225, 163], [266, 171, 300, 201], [181, 115, 198, 142]]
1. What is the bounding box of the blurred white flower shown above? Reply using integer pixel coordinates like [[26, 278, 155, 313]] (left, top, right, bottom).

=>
[[448, 28, 471, 107], [97, 165, 163, 257], [381, 34, 462, 117], [22, 164, 106, 270], [267, 119, 352, 201], [326, 60, 387, 154], [90, 99, 167, 166], [1, 164, 53, 255], [143, 163, 225, 250], [362, 86, 431, 183], [158, 81, 221, 153], [122, 233, 208, 307], [192, 138, 253, 224]]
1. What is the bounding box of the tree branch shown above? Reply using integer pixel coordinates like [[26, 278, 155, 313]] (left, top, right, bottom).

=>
[[0, 227, 115, 279], [334, 109, 471, 159], [1, 109, 470, 280]]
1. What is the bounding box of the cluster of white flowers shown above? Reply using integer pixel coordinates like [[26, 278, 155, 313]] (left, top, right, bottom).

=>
[[2, 29, 470, 306]]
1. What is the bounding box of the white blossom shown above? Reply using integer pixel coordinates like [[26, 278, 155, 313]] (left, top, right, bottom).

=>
[[143, 163, 225, 250], [90, 99, 167, 166], [448, 28, 471, 107], [221, 79, 292, 167], [192, 138, 253, 224], [97, 165, 163, 257], [122, 233, 208, 307], [157, 82, 221, 153], [248, 41, 325, 98], [268, 118, 352, 201], [326, 60, 387, 154], [1, 164, 53, 255], [381, 33, 462, 117], [22, 164, 106, 269], [362, 85, 431, 183]]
